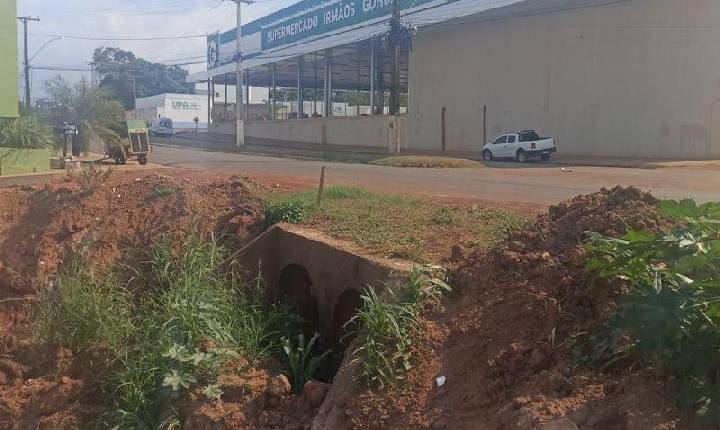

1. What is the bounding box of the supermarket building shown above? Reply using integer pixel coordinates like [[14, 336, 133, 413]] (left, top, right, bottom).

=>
[[190, 0, 720, 159]]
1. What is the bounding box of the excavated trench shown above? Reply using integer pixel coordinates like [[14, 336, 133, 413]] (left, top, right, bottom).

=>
[[238, 224, 412, 379]]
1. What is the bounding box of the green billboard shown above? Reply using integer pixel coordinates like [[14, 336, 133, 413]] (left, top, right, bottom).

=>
[[0, 0, 18, 118]]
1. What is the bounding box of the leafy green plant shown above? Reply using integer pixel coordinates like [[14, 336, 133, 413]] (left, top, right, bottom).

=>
[[657, 198, 720, 221], [281, 333, 331, 393], [349, 266, 451, 389], [0, 115, 53, 149], [584, 199, 720, 423]]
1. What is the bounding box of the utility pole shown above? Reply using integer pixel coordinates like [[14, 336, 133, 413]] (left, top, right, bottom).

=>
[[231, 0, 252, 147], [130, 75, 137, 118], [18, 16, 40, 110], [389, 0, 401, 116]]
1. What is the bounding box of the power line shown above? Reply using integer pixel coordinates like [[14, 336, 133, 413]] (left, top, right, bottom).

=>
[[27, 32, 209, 41], [31, 65, 93, 72]]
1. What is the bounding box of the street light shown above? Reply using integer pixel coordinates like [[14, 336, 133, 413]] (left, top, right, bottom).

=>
[[24, 36, 65, 107], [29, 36, 64, 63], [228, 0, 253, 147]]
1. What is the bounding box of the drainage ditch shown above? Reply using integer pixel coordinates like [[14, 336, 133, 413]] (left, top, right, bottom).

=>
[[238, 224, 412, 381]]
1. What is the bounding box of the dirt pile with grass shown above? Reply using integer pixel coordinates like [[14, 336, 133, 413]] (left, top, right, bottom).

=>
[[0, 171, 260, 298], [0, 171, 266, 429], [347, 186, 685, 429]]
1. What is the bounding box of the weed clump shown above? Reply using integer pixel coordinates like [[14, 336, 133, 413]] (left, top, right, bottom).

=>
[[349, 265, 450, 389]]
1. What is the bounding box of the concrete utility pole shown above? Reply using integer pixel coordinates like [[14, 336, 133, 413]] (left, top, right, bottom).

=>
[[389, 0, 401, 116], [18, 16, 40, 109], [231, 0, 253, 146]]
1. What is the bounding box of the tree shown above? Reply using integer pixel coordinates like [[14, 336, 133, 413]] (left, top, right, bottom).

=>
[[45, 76, 126, 152], [92, 47, 194, 110]]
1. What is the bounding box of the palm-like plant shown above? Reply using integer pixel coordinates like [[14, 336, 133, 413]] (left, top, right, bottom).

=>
[[0, 115, 53, 149], [45, 76, 126, 153]]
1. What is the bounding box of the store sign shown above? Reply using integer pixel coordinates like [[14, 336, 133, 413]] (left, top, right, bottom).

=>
[[170, 100, 201, 111], [262, 0, 395, 50], [53, 122, 79, 135], [207, 35, 219, 68]]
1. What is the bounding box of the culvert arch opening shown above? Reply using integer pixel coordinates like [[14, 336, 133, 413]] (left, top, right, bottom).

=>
[[278, 263, 320, 338], [332, 289, 363, 352], [329, 288, 364, 372]]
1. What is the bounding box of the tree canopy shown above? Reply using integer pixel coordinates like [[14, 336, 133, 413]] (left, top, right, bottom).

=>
[[93, 47, 194, 110]]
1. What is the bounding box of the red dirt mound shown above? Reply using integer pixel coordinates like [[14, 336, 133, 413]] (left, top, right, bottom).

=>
[[0, 171, 261, 298], [180, 367, 329, 430], [347, 186, 684, 430]]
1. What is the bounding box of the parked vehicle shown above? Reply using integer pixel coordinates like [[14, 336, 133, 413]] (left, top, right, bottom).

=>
[[482, 130, 557, 162], [149, 117, 173, 137], [106, 120, 150, 165]]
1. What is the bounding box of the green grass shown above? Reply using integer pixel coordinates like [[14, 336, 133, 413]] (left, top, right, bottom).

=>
[[349, 266, 451, 389], [370, 155, 483, 169], [263, 186, 526, 262], [35, 264, 134, 350], [37, 236, 310, 429]]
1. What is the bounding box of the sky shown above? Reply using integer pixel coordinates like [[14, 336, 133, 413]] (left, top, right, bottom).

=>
[[16, 0, 294, 100]]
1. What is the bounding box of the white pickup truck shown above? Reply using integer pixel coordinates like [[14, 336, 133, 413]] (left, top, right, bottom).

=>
[[482, 130, 557, 162]]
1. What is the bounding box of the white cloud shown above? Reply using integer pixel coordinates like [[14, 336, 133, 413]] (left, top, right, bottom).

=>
[[17, 0, 293, 98]]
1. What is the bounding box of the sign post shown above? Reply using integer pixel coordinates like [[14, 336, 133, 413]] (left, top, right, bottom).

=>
[[53, 122, 79, 158]]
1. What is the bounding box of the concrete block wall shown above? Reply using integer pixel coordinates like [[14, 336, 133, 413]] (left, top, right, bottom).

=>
[[213, 116, 407, 152]]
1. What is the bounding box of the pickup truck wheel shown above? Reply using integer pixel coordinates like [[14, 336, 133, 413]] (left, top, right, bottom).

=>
[[541, 153, 551, 161], [516, 150, 528, 163], [483, 150, 493, 161]]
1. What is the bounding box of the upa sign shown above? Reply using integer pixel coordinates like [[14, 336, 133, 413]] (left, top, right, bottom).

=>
[[262, 0, 396, 50], [170, 100, 201, 111]]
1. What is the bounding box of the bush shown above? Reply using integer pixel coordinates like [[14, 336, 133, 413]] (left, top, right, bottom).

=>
[[584, 199, 720, 424], [349, 266, 450, 389], [0, 116, 53, 149]]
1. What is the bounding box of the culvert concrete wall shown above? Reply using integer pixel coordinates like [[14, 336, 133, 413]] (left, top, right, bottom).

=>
[[237, 224, 412, 351]]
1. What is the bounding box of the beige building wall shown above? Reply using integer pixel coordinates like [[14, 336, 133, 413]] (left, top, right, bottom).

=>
[[408, 0, 720, 159]]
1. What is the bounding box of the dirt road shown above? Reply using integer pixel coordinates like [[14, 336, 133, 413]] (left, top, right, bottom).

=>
[[150, 144, 718, 206]]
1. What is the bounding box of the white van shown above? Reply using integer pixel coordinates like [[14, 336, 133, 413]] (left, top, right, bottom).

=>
[[150, 117, 173, 137]]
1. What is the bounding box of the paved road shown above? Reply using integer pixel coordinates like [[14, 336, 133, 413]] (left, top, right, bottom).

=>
[[150, 144, 719, 206]]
